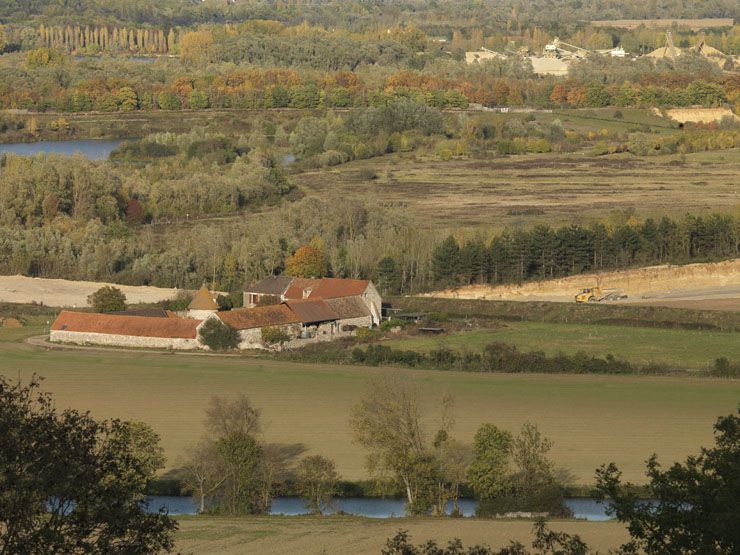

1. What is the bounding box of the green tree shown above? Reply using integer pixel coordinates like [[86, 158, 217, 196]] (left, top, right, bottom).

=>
[[376, 256, 401, 295], [0, 375, 176, 554], [115, 87, 139, 112], [261, 326, 291, 346], [596, 408, 740, 554], [88, 285, 127, 312], [295, 454, 340, 514], [214, 432, 265, 515], [468, 423, 512, 502], [289, 117, 329, 159], [199, 318, 239, 351], [188, 91, 210, 110], [157, 90, 181, 110], [431, 235, 461, 287]]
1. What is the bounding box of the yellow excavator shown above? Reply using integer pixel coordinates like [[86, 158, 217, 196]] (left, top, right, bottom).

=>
[[575, 287, 627, 303]]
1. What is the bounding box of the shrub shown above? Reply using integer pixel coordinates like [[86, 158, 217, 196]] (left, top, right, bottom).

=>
[[161, 291, 193, 312], [87, 286, 126, 313], [261, 326, 291, 346], [613, 110, 624, 119], [199, 318, 239, 351], [358, 168, 378, 180]]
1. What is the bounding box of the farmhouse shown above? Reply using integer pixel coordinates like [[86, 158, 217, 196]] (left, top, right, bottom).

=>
[[49, 277, 382, 351], [244, 276, 382, 325]]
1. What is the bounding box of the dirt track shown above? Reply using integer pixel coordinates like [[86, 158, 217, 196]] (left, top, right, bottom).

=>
[[0, 275, 178, 307], [427, 260, 740, 311]]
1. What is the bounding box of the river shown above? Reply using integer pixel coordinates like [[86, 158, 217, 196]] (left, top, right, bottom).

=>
[[0, 139, 124, 160], [145, 496, 616, 521]]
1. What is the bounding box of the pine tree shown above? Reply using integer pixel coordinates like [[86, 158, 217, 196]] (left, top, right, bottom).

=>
[[431, 235, 461, 287]]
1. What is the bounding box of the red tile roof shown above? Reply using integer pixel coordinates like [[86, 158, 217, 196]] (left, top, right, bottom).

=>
[[283, 278, 321, 300], [51, 311, 201, 339], [324, 296, 372, 319], [311, 278, 370, 299], [217, 305, 300, 330], [284, 299, 339, 323], [283, 277, 370, 301]]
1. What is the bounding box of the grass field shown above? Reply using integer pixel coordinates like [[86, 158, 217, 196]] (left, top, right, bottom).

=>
[[385, 321, 740, 369], [174, 515, 630, 554], [292, 148, 739, 232], [2, 340, 737, 484]]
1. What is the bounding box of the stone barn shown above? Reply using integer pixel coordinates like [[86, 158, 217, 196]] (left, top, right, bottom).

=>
[[216, 304, 301, 349], [50, 310, 203, 350]]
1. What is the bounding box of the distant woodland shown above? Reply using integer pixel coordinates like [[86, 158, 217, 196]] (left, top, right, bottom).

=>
[[0, 0, 737, 292]]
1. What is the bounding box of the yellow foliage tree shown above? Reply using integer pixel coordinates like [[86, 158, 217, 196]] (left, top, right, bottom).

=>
[[179, 30, 215, 64]]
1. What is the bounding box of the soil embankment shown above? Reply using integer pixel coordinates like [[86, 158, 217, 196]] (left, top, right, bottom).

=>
[[0, 275, 177, 307], [426, 260, 740, 311]]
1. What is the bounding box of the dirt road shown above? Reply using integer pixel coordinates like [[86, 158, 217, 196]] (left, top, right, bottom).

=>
[[0, 275, 178, 307], [427, 260, 740, 311]]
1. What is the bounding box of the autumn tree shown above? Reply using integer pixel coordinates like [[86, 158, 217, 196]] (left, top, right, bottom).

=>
[[179, 29, 215, 65], [296, 455, 340, 515], [285, 245, 327, 278]]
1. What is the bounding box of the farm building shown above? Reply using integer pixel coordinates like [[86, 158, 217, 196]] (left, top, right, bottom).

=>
[[49, 277, 382, 351], [244, 276, 382, 325], [50, 310, 203, 350]]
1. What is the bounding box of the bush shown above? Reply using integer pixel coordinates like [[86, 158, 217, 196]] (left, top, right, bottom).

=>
[[160, 291, 193, 312], [358, 168, 378, 180], [87, 286, 126, 313], [199, 318, 239, 351], [261, 326, 291, 346], [613, 110, 624, 119]]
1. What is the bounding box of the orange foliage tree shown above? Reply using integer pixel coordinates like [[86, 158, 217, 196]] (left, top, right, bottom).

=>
[[285, 245, 327, 278]]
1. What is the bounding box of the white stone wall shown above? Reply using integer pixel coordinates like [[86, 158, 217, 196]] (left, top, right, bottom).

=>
[[50, 330, 201, 350], [188, 309, 217, 320], [338, 315, 373, 333], [362, 283, 383, 325], [236, 324, 301, 350]]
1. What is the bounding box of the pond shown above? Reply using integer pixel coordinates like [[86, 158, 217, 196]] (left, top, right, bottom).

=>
[[145, 496, 616, 521], [0, 139, 125, 160]]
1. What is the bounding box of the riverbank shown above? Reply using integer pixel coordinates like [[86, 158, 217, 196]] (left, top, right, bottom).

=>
[[172, 515, 630, 554], [148, 495, 620, 521]]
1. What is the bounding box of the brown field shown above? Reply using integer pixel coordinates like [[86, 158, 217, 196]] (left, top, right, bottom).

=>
[[292, 149, 740, 232], [0, 274, 178, 307], [174, 516, 630, 554], [590, 18, 734, 30], [3, 341, 738, 484]]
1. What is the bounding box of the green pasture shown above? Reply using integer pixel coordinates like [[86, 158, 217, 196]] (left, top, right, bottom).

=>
[[385, 321, 740, 369]]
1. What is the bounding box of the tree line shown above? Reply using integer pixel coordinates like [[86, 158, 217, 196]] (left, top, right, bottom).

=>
[[422, 213, 738, 291], [37, 24, 175, 55]]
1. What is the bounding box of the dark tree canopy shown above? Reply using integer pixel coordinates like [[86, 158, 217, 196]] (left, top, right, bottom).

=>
[[87, 285, 127, 312], [199, 318, 239, 351], [596, 407, 740, 554], [0, 375, 176, 554]]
